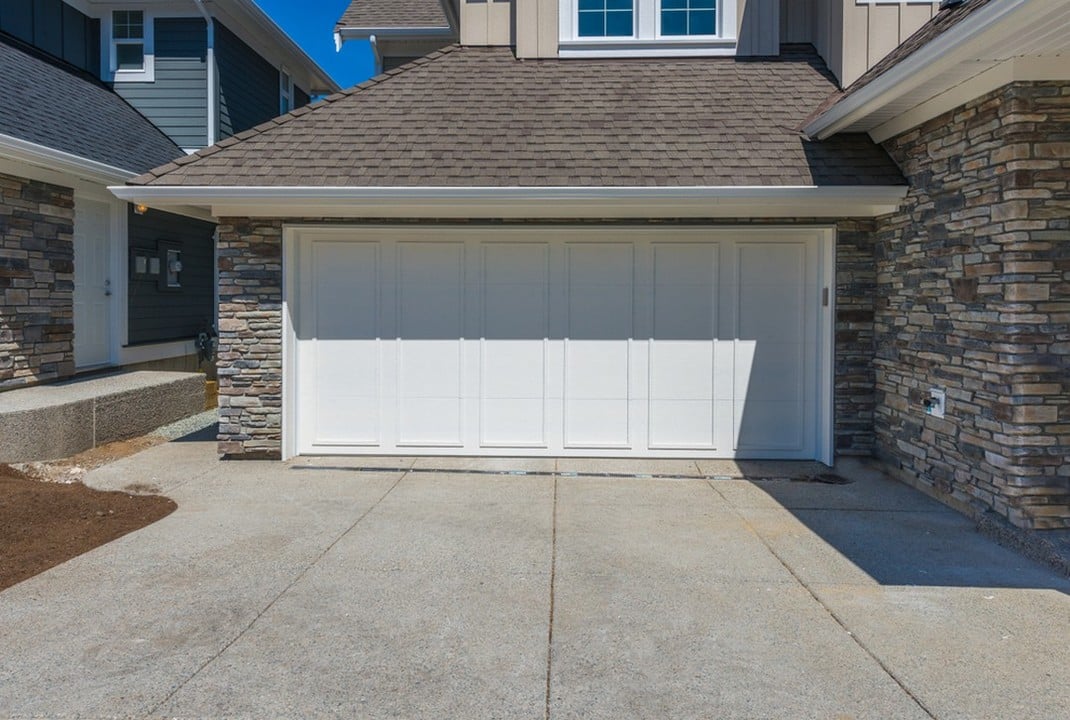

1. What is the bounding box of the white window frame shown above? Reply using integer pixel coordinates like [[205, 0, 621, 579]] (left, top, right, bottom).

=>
[[104, 9, 155, 82], [280, 68, 294, 115], [559, 0, 737, 58]]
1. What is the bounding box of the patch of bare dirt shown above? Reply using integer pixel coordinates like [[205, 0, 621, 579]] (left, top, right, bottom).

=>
[[0, 436, 177, 592]]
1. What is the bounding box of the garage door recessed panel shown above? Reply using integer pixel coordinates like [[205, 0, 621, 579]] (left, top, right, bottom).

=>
[[397, 242, 464, 446], [481, 243, 549, 447], [564, 244, 632, 448], [734, 243, 808, 453], [309, 241, 380, 445]]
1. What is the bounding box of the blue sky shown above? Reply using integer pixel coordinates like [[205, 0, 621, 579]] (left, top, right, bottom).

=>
[[255, 0, 377, 90]]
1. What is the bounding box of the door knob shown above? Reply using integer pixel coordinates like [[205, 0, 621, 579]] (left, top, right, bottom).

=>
[[105, 279, 112, 297]]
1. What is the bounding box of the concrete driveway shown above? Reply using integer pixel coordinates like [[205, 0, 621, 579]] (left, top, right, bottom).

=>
[[1, 430, 1067, 719]]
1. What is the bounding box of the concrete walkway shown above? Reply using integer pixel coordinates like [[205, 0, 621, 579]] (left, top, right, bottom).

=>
[[1, 432, 1067, 719]]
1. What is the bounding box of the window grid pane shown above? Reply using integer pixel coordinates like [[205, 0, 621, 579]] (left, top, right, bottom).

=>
[[661, 0, 717, 36], [113, 10, 144, 40], [115, 43, 144, 70], [578, 0, 634, 38]]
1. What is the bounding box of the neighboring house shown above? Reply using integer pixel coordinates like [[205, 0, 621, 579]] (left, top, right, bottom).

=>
[[0, 0, 336, 389], [115, 0, 1069, 533]]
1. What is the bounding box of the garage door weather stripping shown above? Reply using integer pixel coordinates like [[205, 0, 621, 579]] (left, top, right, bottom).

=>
[[281, 226, 836, 464]]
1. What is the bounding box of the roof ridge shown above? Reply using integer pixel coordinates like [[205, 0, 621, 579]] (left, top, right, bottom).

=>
[[128, 44, 464, 186]]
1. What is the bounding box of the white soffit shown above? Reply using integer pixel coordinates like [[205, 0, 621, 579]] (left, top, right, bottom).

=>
[[807, 0, 1070, 140], [107, 186, 909, 220]]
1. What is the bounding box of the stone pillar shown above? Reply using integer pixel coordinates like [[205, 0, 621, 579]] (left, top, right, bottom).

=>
[[0, 172, 75, 390], [216, 218, 284, 458]]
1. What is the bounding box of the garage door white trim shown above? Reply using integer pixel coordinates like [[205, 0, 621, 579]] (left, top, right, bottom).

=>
[[281, 225, 836, 463]]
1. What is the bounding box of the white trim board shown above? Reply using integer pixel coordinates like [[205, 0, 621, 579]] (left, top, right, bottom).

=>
[[869, 55, 1070, 142], [111, 185, 908, 219]]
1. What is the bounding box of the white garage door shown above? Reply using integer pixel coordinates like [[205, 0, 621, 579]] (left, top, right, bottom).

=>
[[287, 227, 832, 461]]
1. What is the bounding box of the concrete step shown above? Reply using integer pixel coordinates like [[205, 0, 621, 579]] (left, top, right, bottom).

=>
[[0, 371, 206, 462]]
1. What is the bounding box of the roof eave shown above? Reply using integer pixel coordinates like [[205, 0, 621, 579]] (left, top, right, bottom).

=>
[[336, 26, 456, 42], [804, 0, 1033, 140], [222, 0, 340, 93], [1, 132, 136, 184], [109, 185, 909, 220]]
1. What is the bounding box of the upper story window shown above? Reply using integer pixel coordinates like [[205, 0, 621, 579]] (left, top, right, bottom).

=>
[[108, 10, 154, 82], [661, 0, 716, 36], [560, 0, 737, 57], [578, 0, 634, 38], [113, 11, 144, 69], [280, 70, 294, 114]]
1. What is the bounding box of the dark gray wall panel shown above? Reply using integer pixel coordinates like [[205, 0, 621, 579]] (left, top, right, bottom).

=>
[[216, 21, 280, 138], [114, 17, 208, 150], [294, 85, 310, 109], [32, 0, 62, 58], [127, 207, 216, 346], [2, 0, 35, 44]]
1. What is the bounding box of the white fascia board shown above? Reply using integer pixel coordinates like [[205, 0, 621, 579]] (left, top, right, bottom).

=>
[[213, 0, 339, 93], [109, 185, 909, 219], [804, 0, 1033, 140], [0, 133, 136, 184], [336, 26, 456, 42]]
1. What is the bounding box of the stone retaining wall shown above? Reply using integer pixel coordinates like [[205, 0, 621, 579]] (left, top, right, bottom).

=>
[[875, 82, 1070, 530], [0, 172, 75, 390], [215, 217, 879, 459]]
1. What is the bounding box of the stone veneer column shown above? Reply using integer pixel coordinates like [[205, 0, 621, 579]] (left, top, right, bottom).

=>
[[0, 172, 75, 390], [216, 218, 284, 458], [875, 82, 1069, 530]]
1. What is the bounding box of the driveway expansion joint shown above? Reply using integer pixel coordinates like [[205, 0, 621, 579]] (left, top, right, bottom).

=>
[[544, 474, 559, 720], [142, 469, 407, 716], [704, 479, 940, 720]]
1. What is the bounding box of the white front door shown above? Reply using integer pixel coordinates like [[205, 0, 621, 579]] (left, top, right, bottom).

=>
[[289, 227, 831, 460], [73, 198, 113, 368]]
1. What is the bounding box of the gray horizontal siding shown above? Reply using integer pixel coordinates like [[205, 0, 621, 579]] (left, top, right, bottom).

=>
[[113, 17, 208, 150], [216, 21, 280, 138], [127, 207, 216, 346]]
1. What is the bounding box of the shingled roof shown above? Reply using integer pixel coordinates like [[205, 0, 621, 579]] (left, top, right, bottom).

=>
[[336, 0, 451, 30], [131, 45, 904, 189], [0, 36, 184, 174]]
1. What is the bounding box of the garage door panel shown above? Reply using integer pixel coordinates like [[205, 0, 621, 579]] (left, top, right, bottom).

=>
[[398, 396, 464, 447], [565, 398, 630, 448], [736, 243, 806, 342], [481, 398, 546, 447], [735, 400, 806, 452], [649, 399, 714, 449], [306, 242, 381, 446]]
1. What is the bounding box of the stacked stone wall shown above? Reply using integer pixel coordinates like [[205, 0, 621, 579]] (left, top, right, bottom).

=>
[[0, 172, 75, 390], [215, 217, 879, 459], [875, 82, 1070, 529]]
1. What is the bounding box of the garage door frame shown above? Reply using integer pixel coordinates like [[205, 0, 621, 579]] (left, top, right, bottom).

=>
[[281, 224, 836, 463]]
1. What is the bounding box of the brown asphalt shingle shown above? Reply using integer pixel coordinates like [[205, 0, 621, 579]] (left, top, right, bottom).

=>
[[131, 45, 904, 188], [336, 0, 451, 30]]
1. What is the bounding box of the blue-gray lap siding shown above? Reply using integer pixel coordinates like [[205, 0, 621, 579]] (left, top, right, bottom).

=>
[[127, 207, 216, 346], [0, 0, 100, 75], [113, 17, 209, 150]]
